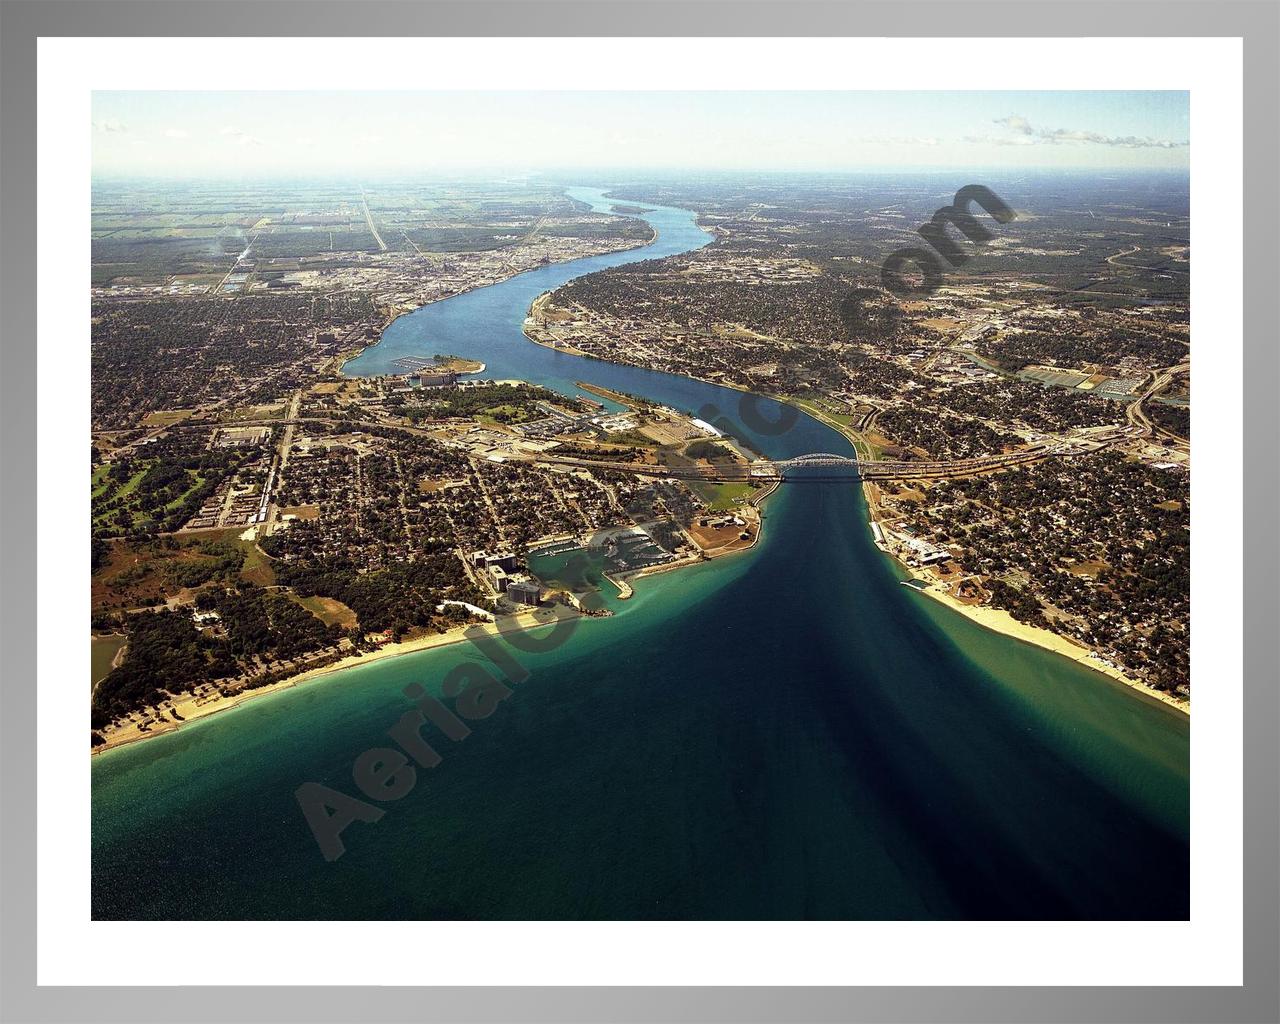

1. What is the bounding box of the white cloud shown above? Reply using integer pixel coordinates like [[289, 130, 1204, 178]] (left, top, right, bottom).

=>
[[92, 118, 128, 134], [163, 128, 190, 140], [995, 115, 1034, 136], [991, 114, 1187, 149]]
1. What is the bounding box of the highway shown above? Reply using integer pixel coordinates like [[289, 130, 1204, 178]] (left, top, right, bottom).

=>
[[159, 407, 1133, 490], [1125, 361, 1190, 437], [361, 188, 387, 252]]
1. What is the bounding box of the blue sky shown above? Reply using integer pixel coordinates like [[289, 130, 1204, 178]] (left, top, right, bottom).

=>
[[92, 91, 1189, 178]]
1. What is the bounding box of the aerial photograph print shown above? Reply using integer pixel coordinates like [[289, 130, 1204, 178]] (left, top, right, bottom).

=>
[[89, 89, 1191, 921]]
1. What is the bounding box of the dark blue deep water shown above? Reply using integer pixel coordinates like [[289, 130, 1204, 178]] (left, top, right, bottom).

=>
[[92, 189, 1188, 920]]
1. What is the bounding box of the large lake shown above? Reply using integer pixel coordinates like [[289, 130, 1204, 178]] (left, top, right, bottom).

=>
[[92, 189, 1189, 920]]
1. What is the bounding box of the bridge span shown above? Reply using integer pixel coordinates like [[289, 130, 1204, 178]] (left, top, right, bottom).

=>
[[173, 415, 1127, 485], [536, 432, 1124, 484]]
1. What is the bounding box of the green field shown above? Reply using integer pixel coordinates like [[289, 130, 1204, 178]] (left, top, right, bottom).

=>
[[793, 395, 856, 427], [92, 465, 149, 528], [91, 464, 112, 499], [787, 396, 884, 460], [162, 473, 206, 513], [141, 409, 194, 427], [92, 461, 208, 533], [692, 480, 755, 511]]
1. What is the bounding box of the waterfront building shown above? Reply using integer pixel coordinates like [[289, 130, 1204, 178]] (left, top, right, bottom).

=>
[[506, 576, 541, 606]]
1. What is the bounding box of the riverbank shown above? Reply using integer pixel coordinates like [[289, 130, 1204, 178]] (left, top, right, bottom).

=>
[[517, 282, 1177, 709], [524, 292, 592, 356], [564, 482, 773, 599], [517, 285, 1188, 716], [94, 189, 1190, 924], [346, 231, 660, 372], [93, 605, 582, 755], [772, 394, 1190, 716], [522, 303, 768, 406]]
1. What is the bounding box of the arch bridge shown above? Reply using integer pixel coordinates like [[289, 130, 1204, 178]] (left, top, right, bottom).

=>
[[772, 452, 863, 470]]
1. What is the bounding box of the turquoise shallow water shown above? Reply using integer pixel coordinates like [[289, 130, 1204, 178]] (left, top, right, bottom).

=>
[[92, 189, 1188, 920]]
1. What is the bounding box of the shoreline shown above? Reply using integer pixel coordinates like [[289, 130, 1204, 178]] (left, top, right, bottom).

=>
[[93, 606, 583, 756], [834, 422, 1182, 711], [519, 294, 1189, 717], [96, 216, 698, 758], [865, 487, 1189, 716], [628, 475, 778, 584], [99, 194, 1186, 760], [344, 230, 657, 374], [906, 571, 1189, 715], [522, 305, 755, 399], [773, 395, 1190, 717]]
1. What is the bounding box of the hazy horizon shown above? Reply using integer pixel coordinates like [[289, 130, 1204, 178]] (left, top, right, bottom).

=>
[[92, 90, 1190, 179]]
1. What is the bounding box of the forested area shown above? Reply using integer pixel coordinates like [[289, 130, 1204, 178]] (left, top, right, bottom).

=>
[[266, 553, 473, 638], [93, 584, 341, 725]]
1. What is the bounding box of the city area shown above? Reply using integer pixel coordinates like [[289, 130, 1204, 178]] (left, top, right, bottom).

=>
[[91, 181, 768, 748], [88, 89, 1194, 926], [525, 174, 1190, 703], [92, 173, 1191, 755]]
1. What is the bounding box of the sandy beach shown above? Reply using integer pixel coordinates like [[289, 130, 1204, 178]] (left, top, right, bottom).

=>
[[94, 478, 775, 757], [907, 574, 1189, 714], [93, 605, 584, 755], [863, 485, 1190, 716], [776, 396, 1190, 717], [96, 384, 1184, 760], [861, 478, 1190, 716]]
